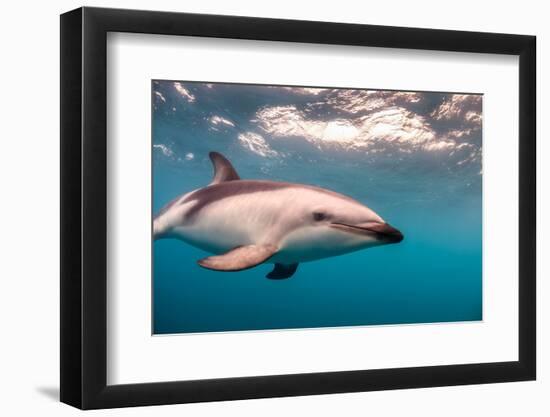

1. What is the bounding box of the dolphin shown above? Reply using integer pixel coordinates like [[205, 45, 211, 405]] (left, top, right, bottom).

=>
[[153, 152, 403, 279]]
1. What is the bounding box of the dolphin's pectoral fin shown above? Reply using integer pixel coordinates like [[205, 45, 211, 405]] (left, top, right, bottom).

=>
[[198, 244, 277, 272], [209, 152, 241, 185], [266, 263, 299, 280]]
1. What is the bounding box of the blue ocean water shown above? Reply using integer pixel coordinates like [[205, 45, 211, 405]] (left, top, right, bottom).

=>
[[152, 81, 482, 334]]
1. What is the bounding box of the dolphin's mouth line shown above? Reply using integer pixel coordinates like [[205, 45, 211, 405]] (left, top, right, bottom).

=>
[[329, 222, 404, 243], [329, 222, 381, 236]]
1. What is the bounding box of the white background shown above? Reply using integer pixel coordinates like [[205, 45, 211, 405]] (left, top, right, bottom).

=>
[[0, 0, 546, 416], [108, 34, 518, 384]]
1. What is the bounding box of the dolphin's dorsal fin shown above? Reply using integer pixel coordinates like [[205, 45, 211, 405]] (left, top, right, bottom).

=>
[[209, 152, 240, 185]]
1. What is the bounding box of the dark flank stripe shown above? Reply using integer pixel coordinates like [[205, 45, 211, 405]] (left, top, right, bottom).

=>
[[154, 196, 181, 220], [179, 180, 359, 220], [183, 181, 293, 220]]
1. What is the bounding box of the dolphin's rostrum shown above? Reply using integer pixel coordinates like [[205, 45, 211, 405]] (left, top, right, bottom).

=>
[[154, 152, 403, 279]]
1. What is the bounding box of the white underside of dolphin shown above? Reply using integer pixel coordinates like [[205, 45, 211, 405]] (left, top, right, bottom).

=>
[[153, 152, 403, 279]]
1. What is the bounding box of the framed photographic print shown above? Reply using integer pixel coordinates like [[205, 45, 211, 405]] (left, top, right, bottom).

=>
[[60, 7, 536, 409]]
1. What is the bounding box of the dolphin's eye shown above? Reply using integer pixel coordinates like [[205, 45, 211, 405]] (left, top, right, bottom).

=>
[[313, 212, 326, 222]]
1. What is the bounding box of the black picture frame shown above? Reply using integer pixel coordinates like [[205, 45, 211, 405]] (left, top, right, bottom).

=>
[[60, 6, 536, 410]]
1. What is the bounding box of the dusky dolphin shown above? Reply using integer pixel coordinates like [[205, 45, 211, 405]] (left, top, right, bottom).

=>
[[153, 152, 403, 279]]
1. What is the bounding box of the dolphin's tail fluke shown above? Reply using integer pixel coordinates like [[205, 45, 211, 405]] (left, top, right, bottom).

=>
[[153, 218, 166, 241]]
